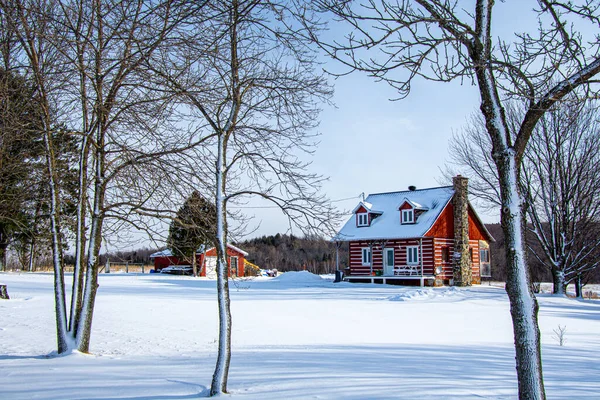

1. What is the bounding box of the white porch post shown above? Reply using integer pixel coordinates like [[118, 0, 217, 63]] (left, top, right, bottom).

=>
[[419, 238, 424, 287]]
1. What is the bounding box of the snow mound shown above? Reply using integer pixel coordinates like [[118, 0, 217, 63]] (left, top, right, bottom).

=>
[[385, 287, 463, 302], [271, 271, 324, 283]]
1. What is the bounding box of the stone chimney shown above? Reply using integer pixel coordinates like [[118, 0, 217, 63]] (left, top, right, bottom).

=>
[[452, 175, 472, 286]]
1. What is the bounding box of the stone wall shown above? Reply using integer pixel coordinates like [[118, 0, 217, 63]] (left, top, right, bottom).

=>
[[452, 175, 472, 286]]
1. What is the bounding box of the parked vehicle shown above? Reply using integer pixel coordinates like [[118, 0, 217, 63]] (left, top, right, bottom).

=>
[[159, 266, 193, 276]]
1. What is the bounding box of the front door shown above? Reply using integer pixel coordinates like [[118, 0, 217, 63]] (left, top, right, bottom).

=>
[[205, 256, 217, 279], [383, 248, 394, 276]]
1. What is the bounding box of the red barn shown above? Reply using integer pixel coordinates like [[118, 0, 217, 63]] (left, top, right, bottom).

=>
[[335, 176, 494, 286], [150, 244, 248, 278]]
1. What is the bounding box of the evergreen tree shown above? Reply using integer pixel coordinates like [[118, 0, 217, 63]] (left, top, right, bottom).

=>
[[0, 68, 43, 271], [168, 191, 217, 276]]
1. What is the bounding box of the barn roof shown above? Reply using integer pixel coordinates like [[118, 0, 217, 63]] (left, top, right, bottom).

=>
[[334, 186, 455, 241]]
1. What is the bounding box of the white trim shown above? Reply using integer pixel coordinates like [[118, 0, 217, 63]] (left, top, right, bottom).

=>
[[383, 248, 394, 276], [361, 247, 372, 266], [401, 209, 414, 224], [200, 243, 249, 256], [479, 248, 490, 263], [357, 212, 369, 227], [406, 245, 419, 265]]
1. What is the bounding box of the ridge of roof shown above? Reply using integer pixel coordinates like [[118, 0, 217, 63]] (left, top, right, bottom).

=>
[[368, 185, 453, 197]]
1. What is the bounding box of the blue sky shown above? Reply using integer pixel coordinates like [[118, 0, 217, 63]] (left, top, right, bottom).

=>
[[240, 0, 599, 239], [241, 69, 496, 238]]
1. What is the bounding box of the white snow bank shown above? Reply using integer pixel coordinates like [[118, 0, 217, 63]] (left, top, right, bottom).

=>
[[1, 273, 599, 399], [269, 271, 326, 283], [385, 287, 465, 301]]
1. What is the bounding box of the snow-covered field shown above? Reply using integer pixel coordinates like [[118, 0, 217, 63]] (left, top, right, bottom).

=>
[[1, 272, 599, 399]]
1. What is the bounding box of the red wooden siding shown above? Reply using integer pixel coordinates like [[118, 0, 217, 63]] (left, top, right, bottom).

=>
[[467, 208, 489, 241], [152, 255, 181, 270], [348, 238, 435, 275], [347, 237, 486, 283], [425, 203, 454, 238], [153, 246, 246, 277], [432, 239, 483, 282], [433, 238, 454, 280], [399, 202, 413, 210], [425, 203, 491, 242]]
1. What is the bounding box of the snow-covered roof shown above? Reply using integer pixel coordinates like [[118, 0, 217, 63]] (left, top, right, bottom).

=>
[[334, 186, 454, 241], [204, 243, 249, 257], [149, 249, 173, 258], [352, 201, 372, 213], [399, 198, 428, 211], [149, 243, 248, 258]]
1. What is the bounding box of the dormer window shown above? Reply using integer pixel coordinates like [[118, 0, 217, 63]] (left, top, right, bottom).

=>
[[357, 212, 369, 227], [401, 209, 414, 224]]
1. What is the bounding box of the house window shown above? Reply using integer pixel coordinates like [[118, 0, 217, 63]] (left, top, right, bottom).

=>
[[480, 248, 490, 263], [361, 247, 371, 266], [406, 246, 419, 265], [441, 246, 450, 263], [401, 209, 414, 224], [230, 256, 238, 276], [357, 212, 369, 227]]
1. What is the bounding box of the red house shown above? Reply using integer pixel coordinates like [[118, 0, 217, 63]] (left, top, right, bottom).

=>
[[335, 176, 494, 286], [150, 244, 248, 278]]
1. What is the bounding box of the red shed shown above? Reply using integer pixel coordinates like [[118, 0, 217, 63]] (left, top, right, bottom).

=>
[[150, 244, 248, 278], [335, 176, 494, 287]]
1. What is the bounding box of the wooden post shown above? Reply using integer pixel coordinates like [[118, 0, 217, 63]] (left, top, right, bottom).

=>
[[142, 264, 145, 274], [105, 258, 110, 273], [0, 284, 9, 300], [419, 238, 424, 287]]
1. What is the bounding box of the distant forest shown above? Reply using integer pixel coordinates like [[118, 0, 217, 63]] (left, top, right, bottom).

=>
[[94, 226, 598, 283], [236, 234, 348, 274]]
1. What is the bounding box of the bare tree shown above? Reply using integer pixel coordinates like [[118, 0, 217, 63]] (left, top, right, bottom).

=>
[[308, 1, 600, 398], [147, 1, 336, 395], [1, 0, 204, 354], [446, 100, 600, 296]]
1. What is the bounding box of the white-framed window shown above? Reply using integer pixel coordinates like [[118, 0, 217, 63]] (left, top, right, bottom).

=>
[[361, 247, 372, 266], [480, 248, 490, 263], [406, 245, 419, 265], [357, 212, 369, 227], [401, 209, 414, 224]]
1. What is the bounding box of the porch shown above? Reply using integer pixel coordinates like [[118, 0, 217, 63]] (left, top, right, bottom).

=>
[[344, 265, 436, 286]]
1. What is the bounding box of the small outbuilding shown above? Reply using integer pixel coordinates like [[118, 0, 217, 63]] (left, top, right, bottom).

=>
[[150, 244, 248, 278]]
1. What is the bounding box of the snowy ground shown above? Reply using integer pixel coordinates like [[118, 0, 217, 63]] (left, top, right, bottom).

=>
[[1, 272, 599, 399]]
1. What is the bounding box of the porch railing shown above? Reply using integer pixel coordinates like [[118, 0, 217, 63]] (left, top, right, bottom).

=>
[[392, 265, 421, 276]]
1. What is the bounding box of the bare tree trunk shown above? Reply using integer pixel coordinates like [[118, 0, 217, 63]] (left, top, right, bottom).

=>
[[497, 152, 545, 400], [75, 128, 105, 353], [575, 275, 583, 298], [69, 128, 90, 335], [210, 132, 231, 396], [192, 251, 198, 277], [0, 242, 6, 272], [45, 128, 71, 354], [552, 269, 566, 296], [28, 240, 35, 272]]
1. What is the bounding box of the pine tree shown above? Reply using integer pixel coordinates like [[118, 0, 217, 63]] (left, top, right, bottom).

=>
[[168, 191, 217, 276]]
